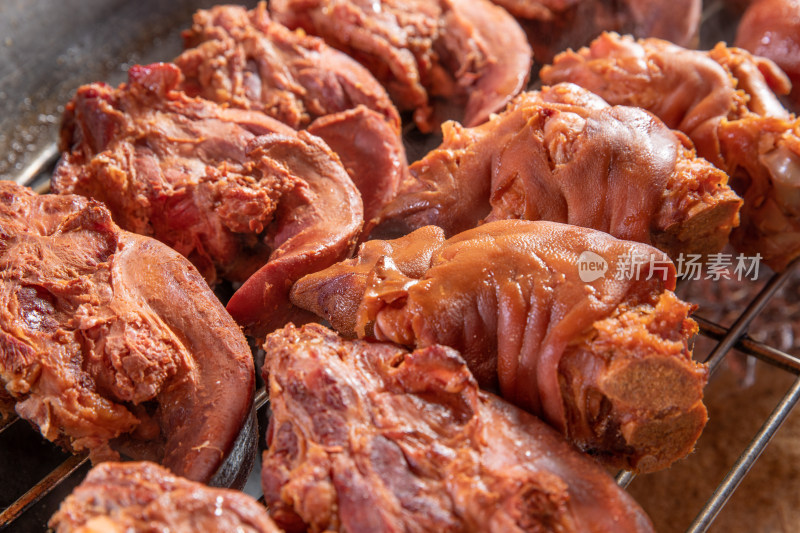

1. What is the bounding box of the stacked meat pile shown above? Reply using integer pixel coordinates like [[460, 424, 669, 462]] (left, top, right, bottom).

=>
[[2, 0, 798, 530]]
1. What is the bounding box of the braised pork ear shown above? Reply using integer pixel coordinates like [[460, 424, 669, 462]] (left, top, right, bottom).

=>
[[52, 62, 363, 333], [261, 323, 656, 532], [176, 2, 409, 222], [49, 461, 280, 533], [291, 220, 708, 473], [542, 32, 800, 271], [0, 182, 254, 483], [270, 0, 532, 132], [372, 83, 741, 260]]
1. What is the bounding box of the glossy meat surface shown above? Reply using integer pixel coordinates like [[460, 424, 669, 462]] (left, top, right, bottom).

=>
[[0, 182, 254, 482], [52, 62, 362, 334], [735, 0, 800, 110], [291, 221, 708, 472], [50, 462, 280, 533], [489, 0, 700, 62], [374, 83, 741, 259], [261, 323, 656, 532], [542, 33, 800, 271], [270, 0, 532, 132], [176, 3, 408, 222]]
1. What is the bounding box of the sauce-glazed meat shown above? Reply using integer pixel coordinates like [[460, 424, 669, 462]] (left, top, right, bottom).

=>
[[735, 0, 800, 110], [374, 83, 741, 259], [488, 0, 700, 62], [176, 2, 409, 222], [52, 62, 362, 335], [270, 0, 532, 132], [291, 221, 708, 472], [0, 182, 254, 483], [50, 462, 280, 533], [261, 323, 656, 532], [542, 32, 800, 271]]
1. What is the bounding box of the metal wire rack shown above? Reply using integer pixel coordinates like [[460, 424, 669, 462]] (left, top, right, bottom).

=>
[[2, 147, 800, 532]]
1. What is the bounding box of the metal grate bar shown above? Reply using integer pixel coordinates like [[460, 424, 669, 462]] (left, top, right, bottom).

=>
[[702, 259, 800, 375], [0, 416, 18, 436], [686, 374, 800, 533], [254, 386, 268, 410], [0, 453, 87, 528], [11, 143, 59, 187], [695, 317, 800, 374]]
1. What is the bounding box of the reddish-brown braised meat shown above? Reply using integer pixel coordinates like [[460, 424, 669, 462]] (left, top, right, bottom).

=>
[[291, 221, 708, 472], [270, 0, 532, 132], [0, 182, 254, 483], [542, 32, 800, 271], [176, 2, 409, 222], [373, 83, 741, 259], [52, 62, 362, 334], [488, 0, 700, 62], [736, 0, 800, 110], [49, 462, 280, 533], [261, 323, 656, 532]]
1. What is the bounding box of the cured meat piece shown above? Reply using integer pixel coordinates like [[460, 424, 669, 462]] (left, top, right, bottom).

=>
[[270, 0, 532, 132], [49, 461, 280, 533], [291, 221, 708, 472], [52, 62, 362, 334], [542, 32, 800, 271], [735, 0, 800, 110], [488, 0, 701, 63], [0, 182, 254, 483], [373, 83, 741, 259], [176, 3, 409, 222], [261, 323, 656, 532]]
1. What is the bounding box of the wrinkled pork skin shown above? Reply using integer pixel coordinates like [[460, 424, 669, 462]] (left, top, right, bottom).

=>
[[291, 221, 708, 472], [52, 62, 362, 334], [261, 323, 656, 532], [542, 32, 800, 271], [373, 83, 741, 259], [270, 0, 532, 132], [49, 462, 280, 533], [735, 0, 800, 110], [488, 0, 701, 62], [0, 182, 254, 483], [176, 2, 408, 222]]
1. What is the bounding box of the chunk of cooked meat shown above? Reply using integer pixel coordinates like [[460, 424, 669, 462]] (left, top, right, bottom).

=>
[[52, 62, 362, 334], [291, 221, 707, 472], [261, 323, 656, 532], [270, 0, 532, 132], [542, 32, 800, 271], [372, 83, 741, 259], [488, 0, 700, 62], [0, 182, 254, 483], [49, 461, 280, 533], [176, 2, 409, 222], [735, 0, 800, 110]]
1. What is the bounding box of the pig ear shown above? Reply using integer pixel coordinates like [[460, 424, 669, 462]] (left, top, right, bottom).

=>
[[451, 0, 533, 128], [115, 233, 255, 484], [308, 106, 408, 225], [226, 132, 363, 338]]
